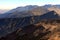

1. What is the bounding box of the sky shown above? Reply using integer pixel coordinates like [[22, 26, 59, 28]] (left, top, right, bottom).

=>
[[0, 0, 60, 10]]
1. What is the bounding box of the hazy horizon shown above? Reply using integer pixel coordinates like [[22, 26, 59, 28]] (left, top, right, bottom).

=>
[[0, 0, 60, 10]]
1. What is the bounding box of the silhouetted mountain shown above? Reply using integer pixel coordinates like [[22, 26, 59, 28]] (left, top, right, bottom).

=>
[[39, 11, 60, 20], [42, 4, 60, 15], [48, 6, 60, 15]]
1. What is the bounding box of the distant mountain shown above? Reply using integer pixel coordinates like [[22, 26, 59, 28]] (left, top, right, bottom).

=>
[[7, 5, 39, 13], [0, 4, 60, 18], [0, 9, 8, 14], [30, 7, 49, 15], [0, 6, 49, 18]]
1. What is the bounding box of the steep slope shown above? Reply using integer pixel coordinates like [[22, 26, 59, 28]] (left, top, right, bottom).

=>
[[0, 19, 60, 40]]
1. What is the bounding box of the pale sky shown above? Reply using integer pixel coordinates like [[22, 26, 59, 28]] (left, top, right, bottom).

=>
[[0, 0, 60, 10]]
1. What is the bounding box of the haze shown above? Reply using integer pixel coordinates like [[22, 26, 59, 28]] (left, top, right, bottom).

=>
[[0, 0, 60, 10]]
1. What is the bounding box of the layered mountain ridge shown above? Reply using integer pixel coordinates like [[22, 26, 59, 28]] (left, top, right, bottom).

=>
[[0, 5, 60, 40]]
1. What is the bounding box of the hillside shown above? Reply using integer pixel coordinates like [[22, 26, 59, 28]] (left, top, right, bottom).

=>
[[0, 19, 60, 40], [0, 11, 59, 38]]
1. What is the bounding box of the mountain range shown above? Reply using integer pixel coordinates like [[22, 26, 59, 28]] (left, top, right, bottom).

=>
[[0, 4, 60, 18], [0, 4, 60, 40]]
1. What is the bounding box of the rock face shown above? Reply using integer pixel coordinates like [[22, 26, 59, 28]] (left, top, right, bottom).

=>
[[39, 11, 59, 20]]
